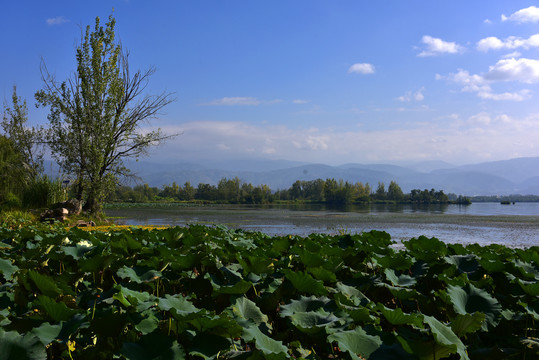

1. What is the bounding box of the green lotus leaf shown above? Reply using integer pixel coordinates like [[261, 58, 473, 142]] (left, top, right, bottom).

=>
[[378, 305, 423, 328], [158, 294, 199, 317], [78, 254, 113, 272], [336, 282, 370, 304], [231, 296, 269, 325], [224, 233, 256, 250], [447, 284, 502, 328], [514, 260, 539, 280], [135, 312, 160, 335], [188, 314, 243, 338], [384, 269, 417, 287], [188, 333, 232, 359], [122, 331, 186, 360], [403, 236, 447, 262], [280, 295, 332, 316], [238, 255, 274, 274], [298, 250, 325, 268], [0, 330, 46, 360], [284, 270, 328, 295], [288, 311, 340, 333], [382, 284, 419, 300], [113, 290, 132, 308], [0, 258, 18, 281], [271, 236, 290, 253], [327, 327, 382, 360], [117, 266, 162, 283], [423, 316, 469, 360], [28, 270, 61, 298], [450, 312, 485, 337], [478, 258, 506, 273], [444, 255, 479, 274], [30, 322, 62, 345], [335, 300, 377, 324], [171, 253, 202, 270], [115, 285, 155, 311], [374, 253, 413, 271], [160, 227, 185, 242], [242, 325, 288, 359], [34, 295, 80, 322], [522, 299, 539, 320], [308, 266, 337, 282], [519, 279, 539, 296], [397, 337, 457, 360], [212, 279, 253, 295], [61, 244, 93, 260]]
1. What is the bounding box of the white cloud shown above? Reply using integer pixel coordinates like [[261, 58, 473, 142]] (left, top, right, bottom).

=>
[[440, 66, 533, 101], [468, 112, 491, 125], [397, 87, 424, 102], [477, 34, 539, 52], [348, 63, 375, 74], [148, 116, 539, 165], [501, 6, 539, 23], [417, 35, 464, 57], [478, 90, 531, 101], [202, 97, 261, 106], [439, 69, 489, 93], [483, 19, 492, 24], [46, 16, 69, 25], [502, 51, 522, 59], [292, 99, 311, 104], [483, 58, 539, 83]]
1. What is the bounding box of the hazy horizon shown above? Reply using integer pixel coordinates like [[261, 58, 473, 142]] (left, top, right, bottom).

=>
[[2, 1, 539, 166]]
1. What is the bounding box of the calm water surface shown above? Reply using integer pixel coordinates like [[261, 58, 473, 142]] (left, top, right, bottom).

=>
[[105, 203, 539, 247]]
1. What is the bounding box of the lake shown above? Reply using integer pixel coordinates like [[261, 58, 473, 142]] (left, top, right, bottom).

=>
[[105, 202, 539, 248]]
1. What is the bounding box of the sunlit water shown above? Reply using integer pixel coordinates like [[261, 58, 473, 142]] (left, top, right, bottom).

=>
[[105, 203, 539, 247]]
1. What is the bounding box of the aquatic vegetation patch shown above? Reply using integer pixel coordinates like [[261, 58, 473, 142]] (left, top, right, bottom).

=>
[[0, 225, 537, 359]]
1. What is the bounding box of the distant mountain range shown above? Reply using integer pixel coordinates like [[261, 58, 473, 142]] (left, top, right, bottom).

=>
[[119, 157, 539, 196]]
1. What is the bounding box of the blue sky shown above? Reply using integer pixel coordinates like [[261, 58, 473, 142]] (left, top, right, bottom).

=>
[[2, 1, 539, 166]]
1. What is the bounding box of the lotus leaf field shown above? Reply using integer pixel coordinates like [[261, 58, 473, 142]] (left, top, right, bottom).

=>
[[0, 224, 538, 359]]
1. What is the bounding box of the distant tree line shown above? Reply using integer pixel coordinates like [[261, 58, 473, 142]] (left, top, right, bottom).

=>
[[107, 178, 469, 205], [470, 195, 539, 202]]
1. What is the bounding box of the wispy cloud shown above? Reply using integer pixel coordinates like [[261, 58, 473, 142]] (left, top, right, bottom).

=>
[[477, 90, 531, 101], [148, 116, 539, 165], [292, 99, 311, 104], [46, 16, 69, 26], [201, 97, 284, 106], [502, 51, 522, 59], [397, 87, 425, 102], [477, 34, 539, 52], [202, 97, 261, 106], [501, 6, 539, 23], [438, 60, 536, 102], [417, 35, 464, 57], [348, 63, 375, 74]]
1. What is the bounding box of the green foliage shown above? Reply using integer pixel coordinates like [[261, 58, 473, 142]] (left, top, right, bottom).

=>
[[0, 225, 537, 359], [1, 85, 44, 180], [21, 175, 64, 209], [35, 14, 174, 213]]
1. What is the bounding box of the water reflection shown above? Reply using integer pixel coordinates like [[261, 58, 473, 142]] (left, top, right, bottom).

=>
[[258, 202, 538, 216]]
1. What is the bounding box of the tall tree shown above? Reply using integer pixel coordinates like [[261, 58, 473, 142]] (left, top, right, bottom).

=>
[[0, 135, 24, 204], [387, 180, 404, 201], [35, 14, 175, 213], [2, 86, 44, 180]]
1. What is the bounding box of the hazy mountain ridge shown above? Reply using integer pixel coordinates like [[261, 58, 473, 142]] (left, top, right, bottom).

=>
[[123, 157, 539, 196]]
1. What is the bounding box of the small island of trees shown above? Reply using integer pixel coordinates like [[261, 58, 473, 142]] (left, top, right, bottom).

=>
[[107, 177, 471, 206]]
